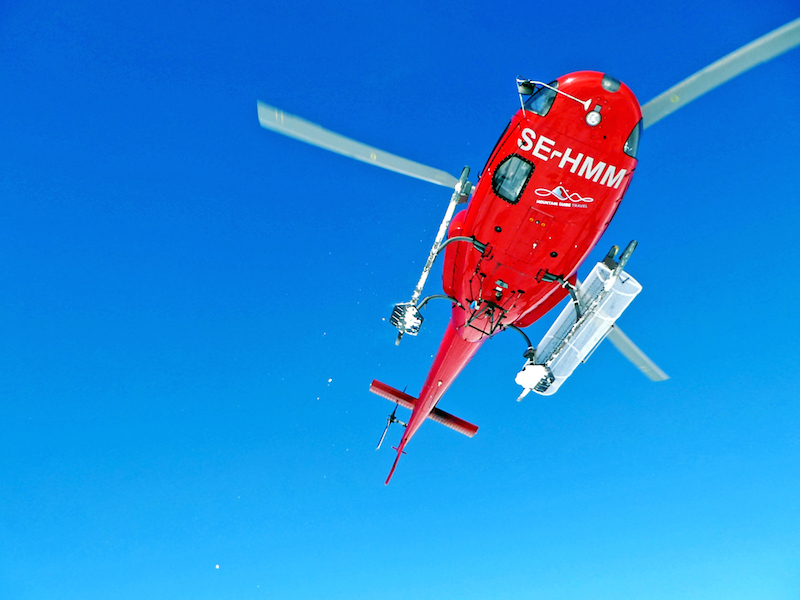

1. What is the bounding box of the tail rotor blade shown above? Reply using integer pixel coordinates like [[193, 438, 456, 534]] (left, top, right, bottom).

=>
[[376, 419, 391, 451], [376, 404, 401, 451]]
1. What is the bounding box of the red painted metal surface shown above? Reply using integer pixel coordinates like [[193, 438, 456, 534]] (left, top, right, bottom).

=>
[[379, 71, 642, 482], [385, 319, 485, 483]]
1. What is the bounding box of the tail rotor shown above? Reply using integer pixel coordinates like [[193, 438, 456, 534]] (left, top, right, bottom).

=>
[[376, 403, 407, 450]]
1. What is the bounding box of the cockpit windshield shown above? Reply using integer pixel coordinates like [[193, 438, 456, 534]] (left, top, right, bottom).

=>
[[524, 81, 559, 117]]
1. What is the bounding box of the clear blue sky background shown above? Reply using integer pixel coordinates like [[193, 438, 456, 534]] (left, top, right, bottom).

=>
[[1, 1, 799, 598]]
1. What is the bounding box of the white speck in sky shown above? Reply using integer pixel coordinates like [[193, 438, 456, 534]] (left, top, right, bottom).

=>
[[215, 564, 219, 570]]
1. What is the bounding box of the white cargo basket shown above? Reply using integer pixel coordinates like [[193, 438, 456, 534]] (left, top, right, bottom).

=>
[[524, 261, 642, 396]]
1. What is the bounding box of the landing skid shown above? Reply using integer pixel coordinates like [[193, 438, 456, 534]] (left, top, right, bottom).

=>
[[391, 166, 473, 344]]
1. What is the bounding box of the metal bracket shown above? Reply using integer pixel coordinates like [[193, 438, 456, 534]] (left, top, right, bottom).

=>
[[466, 300, 507, 337], [602, 241, 637, 278], [541, 271, 583, 320]]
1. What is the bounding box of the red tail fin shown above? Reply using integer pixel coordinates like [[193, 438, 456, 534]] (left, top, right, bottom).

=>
[[385, 442, 406, 485]]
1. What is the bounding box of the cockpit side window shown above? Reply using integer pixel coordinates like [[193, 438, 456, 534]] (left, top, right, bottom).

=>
[[524, 81, 559, 117], [624, 119, 642, 158], [492, 154, 534, 204]]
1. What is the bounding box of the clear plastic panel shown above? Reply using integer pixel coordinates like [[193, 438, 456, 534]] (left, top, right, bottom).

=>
[[531, 262, 642, 395]]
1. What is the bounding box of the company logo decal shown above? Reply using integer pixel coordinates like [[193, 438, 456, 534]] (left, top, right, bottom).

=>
[[535, 185, 594, 205]]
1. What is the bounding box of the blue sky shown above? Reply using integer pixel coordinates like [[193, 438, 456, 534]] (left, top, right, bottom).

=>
[[1, 1, 799, 598]]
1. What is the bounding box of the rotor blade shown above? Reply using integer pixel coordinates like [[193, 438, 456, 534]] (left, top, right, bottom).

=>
[[257, 101, 458, 188], [607, 325, 669, 382], [376, 419, 391, 451], [641, 17, 800, 129]]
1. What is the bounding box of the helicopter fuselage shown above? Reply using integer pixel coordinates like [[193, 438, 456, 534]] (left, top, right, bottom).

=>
[[383, 71, 643, 482]]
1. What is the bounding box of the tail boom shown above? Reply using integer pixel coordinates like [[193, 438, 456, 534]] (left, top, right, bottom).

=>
[[373, 318, 484, 483]]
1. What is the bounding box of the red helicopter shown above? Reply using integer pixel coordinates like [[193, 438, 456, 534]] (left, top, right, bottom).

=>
[[258, 18, 800, 484]]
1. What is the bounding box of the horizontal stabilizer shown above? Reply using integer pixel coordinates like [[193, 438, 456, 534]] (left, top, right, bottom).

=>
[[369, 380, 478, 437]]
